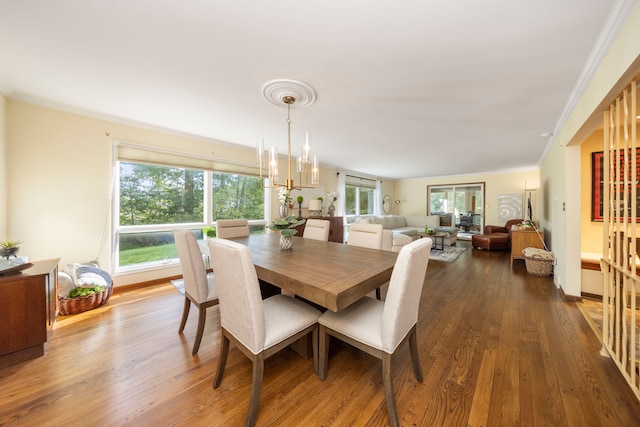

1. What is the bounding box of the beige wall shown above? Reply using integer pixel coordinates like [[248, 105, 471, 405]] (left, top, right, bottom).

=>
[[0, 93, 6, 239], [581, 130, 604, 254], [395, 169, 540, 226], [4, 99, 394, 286]]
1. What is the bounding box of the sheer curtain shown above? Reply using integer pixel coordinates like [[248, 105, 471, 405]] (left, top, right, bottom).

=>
[[374, 180, 382, 215], [337, 172, 346, 217]]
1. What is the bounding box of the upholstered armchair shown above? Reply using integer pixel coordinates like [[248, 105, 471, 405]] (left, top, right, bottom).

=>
[[472, 219, 523, 251]]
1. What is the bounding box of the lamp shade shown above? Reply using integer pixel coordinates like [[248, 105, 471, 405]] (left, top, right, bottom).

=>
[[308, 200, 322, 211]]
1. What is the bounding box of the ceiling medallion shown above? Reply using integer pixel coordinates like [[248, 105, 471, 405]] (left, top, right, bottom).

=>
[[262, 79, 317, 108]]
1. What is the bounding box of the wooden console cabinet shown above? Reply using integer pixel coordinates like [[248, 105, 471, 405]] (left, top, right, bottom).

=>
[[293, 216, 344, 243], [0, 258, 60, 368], [511, 228, 544, 267]]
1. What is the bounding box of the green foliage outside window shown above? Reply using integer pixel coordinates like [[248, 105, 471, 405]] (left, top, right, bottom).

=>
[[120, 163, 204, 225], [345, 185, 374, 216], [211, 172, 264, 220], [117, 162, 265, 268]]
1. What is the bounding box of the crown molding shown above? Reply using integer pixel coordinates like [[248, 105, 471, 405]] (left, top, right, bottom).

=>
[[540, 0, 637, 160]]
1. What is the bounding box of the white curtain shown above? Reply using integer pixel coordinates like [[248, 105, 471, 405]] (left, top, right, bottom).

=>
[[374, 180, 382, 215], [337, 172, 346, 217]]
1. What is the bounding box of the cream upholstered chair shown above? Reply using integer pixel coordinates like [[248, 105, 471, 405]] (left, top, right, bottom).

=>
[[208, 238, 321, 427], [347, 222, 384, 249], [318, 238, 432, 427], [303, 219, 330, 241], [215, 219, 250, 239], [348, 222, 385, 298], [173, 229, 218, 355]]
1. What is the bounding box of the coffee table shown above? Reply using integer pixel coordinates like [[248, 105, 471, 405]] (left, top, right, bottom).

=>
[[417, 231, 446, 251]]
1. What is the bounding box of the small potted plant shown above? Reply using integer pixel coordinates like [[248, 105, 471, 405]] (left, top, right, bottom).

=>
[[0, 239, 22, 259], [296, 195, 304, 219], [266, 216, 306, 249], [202, 226, 216, 239]]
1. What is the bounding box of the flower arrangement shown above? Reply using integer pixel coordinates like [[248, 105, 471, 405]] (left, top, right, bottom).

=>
[[266, 216, 306, 236], [278, 187, 292, 206], [326, 191, 338, 204]]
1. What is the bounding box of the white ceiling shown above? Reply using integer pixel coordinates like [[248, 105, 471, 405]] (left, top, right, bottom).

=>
[[0, 1, 623, 179]]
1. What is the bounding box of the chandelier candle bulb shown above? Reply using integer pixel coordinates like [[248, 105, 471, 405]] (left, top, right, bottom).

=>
[[297, 147, 303, 173], [312, 156, 319, 185], [257, 138, 265, 169], [304, 132, 311, 163]]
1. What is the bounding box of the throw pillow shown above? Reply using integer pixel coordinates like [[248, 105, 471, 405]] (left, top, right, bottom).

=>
[[74, 264, 113, 288]]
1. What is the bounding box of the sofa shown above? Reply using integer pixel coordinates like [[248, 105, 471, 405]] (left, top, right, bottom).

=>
[[354, 215, 458, 252]]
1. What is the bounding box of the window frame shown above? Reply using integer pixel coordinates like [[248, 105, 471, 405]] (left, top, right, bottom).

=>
[[112, 142, 269, 274], [343, 174, 379, 221]]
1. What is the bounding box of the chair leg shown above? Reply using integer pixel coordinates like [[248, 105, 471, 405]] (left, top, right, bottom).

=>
[[376, 288, 381, 300], [178, 296, 191, 333], [318, 324, 330, 380], [246, 353, 265, 427], [408, 329, 423, 382], [213, 333, 230, 389], [312, 325, 319, 375], [382, 352, 400, 427], [191, 305, 207, 355]]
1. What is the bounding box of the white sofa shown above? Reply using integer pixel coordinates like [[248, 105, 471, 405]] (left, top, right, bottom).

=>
[[354, 215, 458, 252]]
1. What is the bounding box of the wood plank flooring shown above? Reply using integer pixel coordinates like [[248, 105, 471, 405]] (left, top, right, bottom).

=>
[[1, 241, 639, 426]]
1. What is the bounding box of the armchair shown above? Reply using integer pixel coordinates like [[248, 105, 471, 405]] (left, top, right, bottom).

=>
[[472, 219, 523, 251]]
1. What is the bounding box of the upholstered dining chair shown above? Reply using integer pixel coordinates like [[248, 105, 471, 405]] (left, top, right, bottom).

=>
[[318, 238, 432, 427], [348, 222, 385, 298], [173, 229, 218, 355], [215, 219, 250, 239], [303, 219, 330, 241], [208, 238, 321, 427], [347, 222, 384, 249]]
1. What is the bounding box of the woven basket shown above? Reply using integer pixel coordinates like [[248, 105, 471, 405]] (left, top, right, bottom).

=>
[[58, 285, 113, 316], [523, 247, 554, 276]]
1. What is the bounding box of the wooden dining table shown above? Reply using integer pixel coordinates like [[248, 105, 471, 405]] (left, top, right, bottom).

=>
[[225, 233, 398, 312]]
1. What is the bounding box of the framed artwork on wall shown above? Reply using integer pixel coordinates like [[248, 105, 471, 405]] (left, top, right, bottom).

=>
[[498, 193, 522, 222], [592, 150, 640, 222]]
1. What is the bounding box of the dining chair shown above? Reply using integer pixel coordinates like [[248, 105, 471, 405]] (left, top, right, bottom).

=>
[[303, 218, 330, 241], [215, 219, 250, 238], [173, 229, 218, 355], [208, 238, 321, 427], [348, 223, 385, 298], [318, 237, 432, 427], [348, 222, 384, 249]]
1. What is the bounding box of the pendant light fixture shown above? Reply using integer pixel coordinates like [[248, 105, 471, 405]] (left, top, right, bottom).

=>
[[257, 79, 319, 191]]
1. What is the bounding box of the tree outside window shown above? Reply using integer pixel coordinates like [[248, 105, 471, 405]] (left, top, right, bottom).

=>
[[117, 162, 264, 269]]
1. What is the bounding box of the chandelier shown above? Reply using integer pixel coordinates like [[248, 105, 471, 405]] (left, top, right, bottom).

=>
[[256, 79, 319, 191]]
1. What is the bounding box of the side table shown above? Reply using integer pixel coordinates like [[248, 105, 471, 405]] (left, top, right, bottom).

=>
[[510, 227, 544, 267], [418, 231, 446, 251]]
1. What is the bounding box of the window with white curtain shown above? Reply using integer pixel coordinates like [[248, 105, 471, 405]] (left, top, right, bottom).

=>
[[344, 174, 378, 217]]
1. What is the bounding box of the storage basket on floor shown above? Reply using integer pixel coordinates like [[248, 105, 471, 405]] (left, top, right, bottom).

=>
[[522, 247, 554, 276], [58, 286, 113, 315]]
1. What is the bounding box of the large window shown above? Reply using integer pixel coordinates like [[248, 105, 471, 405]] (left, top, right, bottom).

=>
[[345, 175, 377, 217], [428, 182, 484, 232], [115, 146, 266, 271]]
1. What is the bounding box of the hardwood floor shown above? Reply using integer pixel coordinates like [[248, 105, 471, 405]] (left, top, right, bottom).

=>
[[1, 241, 639, 426]]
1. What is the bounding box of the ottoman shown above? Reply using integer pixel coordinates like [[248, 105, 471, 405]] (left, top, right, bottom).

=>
[[472, 233, 509, 251]]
